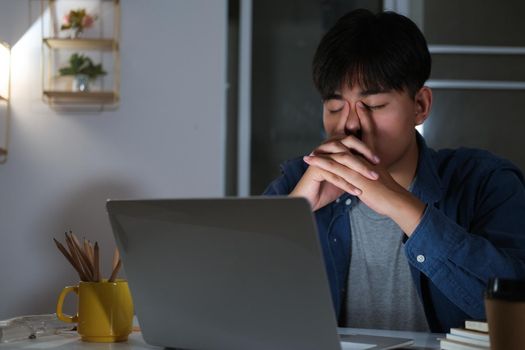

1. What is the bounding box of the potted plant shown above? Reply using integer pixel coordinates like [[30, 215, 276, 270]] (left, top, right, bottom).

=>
[[59, 53, 107, 92], [61, 9, 97, 38]]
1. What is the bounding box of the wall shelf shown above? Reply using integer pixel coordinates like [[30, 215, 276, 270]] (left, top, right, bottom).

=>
[[43, 90, 118, 104], [40, 0, 120, 109], [43, 38, 117, 51]]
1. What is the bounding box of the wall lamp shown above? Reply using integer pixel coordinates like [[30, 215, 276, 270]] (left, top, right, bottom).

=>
[[0, 40, 10, 163]]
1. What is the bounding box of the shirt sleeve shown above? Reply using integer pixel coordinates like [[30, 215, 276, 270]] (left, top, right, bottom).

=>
[[405, 167, 525, 319], [263, 173, 291, 195], [262, 158, 306, 195]]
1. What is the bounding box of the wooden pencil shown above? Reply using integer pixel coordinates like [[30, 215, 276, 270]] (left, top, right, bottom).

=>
[[77, 236, 94, 277], [88, 240, 95, 262], [65, 233, 88, 281], [108, 259, 121, 282], [94, 242, 100, 282], [112, 247, 120, 271], [69, 232, 94, 281], [84, 238, 94, 266], [53, 238, 87, 281]]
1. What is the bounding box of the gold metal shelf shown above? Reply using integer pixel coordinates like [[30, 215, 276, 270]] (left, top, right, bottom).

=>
[[41, 0, 120, 109], [43, 38, 117, 50], [43, 91, 118, 104]]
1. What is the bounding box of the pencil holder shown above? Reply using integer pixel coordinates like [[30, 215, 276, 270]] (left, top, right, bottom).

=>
[[56, 279, 133, 342]]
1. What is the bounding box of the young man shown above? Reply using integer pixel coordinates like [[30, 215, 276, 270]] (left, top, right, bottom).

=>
[[264, 9, 525, 333]]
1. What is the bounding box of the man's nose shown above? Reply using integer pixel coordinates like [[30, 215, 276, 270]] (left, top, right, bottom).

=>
[[343, 104, 361, 137]]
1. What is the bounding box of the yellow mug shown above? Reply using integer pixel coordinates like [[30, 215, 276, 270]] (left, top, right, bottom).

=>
[[56, 279, 133, 342]]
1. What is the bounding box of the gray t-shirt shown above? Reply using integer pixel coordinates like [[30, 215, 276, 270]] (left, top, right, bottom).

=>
[[344, 198, 429, 331]]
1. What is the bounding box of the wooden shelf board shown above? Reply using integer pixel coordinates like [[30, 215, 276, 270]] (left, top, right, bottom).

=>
[[43, 91, 118, 104], [43, 38, 117, 50]]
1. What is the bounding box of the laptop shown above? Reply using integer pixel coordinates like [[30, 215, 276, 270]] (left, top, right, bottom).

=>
[[106, 197, 414, 350]]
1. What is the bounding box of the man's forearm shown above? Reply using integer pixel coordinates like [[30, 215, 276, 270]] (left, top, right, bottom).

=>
[[385, 191, 426, 236]]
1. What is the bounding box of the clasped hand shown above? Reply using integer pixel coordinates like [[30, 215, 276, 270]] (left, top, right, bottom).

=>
[[289, 102, 425, 235]]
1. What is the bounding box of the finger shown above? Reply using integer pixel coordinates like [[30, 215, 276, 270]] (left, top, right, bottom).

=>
[[303, 161, 362, 196], [356, 101, 377, 154], [305, 153, 378, 181], [337, 135, 380, 164], [312, 134, 364, 155], [330, 153, 379, 180], [311, 137, 352, 155], [305, 156, 374, 193]]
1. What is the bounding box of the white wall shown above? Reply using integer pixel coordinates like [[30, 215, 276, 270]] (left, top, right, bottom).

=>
[[0, 0, 227, 319]]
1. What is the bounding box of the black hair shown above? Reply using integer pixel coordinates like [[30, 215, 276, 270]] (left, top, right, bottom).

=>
[[312, 9, 431, 100]]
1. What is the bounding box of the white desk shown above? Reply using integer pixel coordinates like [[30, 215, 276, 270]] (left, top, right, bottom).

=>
[[338, 328, 441, 349], [0, 329, 442, 349], [0, 332, 159, 350]]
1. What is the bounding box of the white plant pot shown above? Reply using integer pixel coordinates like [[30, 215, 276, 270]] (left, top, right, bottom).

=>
[[73, 74, 90, 92]]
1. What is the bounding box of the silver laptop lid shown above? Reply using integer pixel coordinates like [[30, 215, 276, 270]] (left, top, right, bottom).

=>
[[107, 197, 341, 350]]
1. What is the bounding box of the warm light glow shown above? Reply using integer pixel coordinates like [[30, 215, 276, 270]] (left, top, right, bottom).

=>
[[0, 41, 9, 100]]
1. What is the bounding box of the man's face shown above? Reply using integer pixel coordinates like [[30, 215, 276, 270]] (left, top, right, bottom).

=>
[[322, 85, 424, 171]]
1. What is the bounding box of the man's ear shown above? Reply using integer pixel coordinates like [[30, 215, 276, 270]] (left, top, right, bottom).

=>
[[414, 86, 432, 125]]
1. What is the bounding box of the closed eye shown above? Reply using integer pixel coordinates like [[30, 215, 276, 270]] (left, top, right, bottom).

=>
[[363, 103, 387, 111], [328, 107, 344, 113], [324, 98, 345, 113]]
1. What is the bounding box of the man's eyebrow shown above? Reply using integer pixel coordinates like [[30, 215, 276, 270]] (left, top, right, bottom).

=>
[[360, 88, 391, 96], [323, 89, 391, 100]]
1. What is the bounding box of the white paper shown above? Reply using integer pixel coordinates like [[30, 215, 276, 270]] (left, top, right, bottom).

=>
[[340, 341, 376, 350]]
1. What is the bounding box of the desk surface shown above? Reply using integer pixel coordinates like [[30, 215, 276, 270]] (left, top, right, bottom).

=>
[[0, 329, 442, 349], [338, 328, 441, 349]]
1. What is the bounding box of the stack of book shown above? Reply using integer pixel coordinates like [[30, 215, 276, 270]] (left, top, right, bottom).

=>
[[439, 320, 490, 350]]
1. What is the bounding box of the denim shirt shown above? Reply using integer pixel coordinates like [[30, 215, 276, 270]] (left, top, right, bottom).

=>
[[263, 134, 525, 333]]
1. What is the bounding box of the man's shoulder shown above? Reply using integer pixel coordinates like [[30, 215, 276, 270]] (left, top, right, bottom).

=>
[[434, 147, 519, 173], [428, 146, 525, 191]]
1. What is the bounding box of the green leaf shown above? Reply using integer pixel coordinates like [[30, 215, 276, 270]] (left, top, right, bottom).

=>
[[58, 53, 107, 79]]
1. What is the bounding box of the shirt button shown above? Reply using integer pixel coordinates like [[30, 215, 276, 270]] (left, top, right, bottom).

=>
[[345, 198, 352, 206], [335, 198, 340, 203], [416, 254, 426, 263], [333, 238, 337, 243]]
